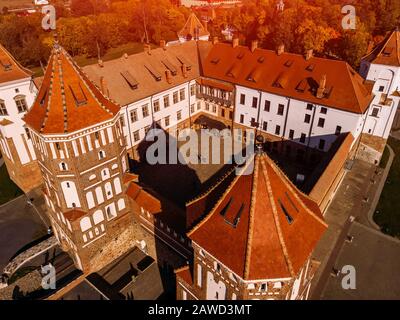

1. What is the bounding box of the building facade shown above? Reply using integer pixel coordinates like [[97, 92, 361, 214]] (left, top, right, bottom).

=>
[[23, 44, 139, 272], [176, 152, 327, 300], [0, 44, 42, 192]]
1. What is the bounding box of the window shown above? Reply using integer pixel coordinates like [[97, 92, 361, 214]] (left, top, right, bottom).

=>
[[190, 104, 195, 113], [300, 133, 306, 143], [15, 96, 28, 113], [205, 103, 210, 111], [165, 116, 170, 127], [144, 126, 150, 134], [289, 129, 294, 140], [251, 117, 256, 127], [120, 115, 125, 127], [275, 125, 281, 135], [133, 130, 140, 142], [378, 85, 385, 92], [55, 142, 61, 150], [212, 105, 217, 113], [264, 100, 270, 112], [173, 91, 179, 104], [179, 88, 185, 101], [263, 121, 268, 131], [229, 111, 233, 120], [130, 109, 138, 123], [95, 131, 100, 140], [25, 128, 31, 139], [320, 107, 327, 114], [306, 103, 313, 110], [190, 84, 196, 96], [277, 104, 285, 115], [317, 118, 325, 128], [177, 110, 182, 121], [319, 139, 326, 150], [335, 126, 342, 135], [240, 114, 244, 124], [61, 162, 67, 171], [252, 97, 258, 109], [99, 150, 105, 159], [142, 104, 149, 118], [261, 283, 267, 291], [0, 100, 7, 116], [197, 101, 201, 110], [240, 94, 245, 105], [153, 99, 160, 113], [304, 114, 311, 124], [221, 109, 225, 117], [371, 108, 379, 117], [163, 95, 170, 108]]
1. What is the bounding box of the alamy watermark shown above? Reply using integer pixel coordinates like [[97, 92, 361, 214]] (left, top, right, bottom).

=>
[[342, 5, 356, 30], [41, 264, 56, 290], [41, 5, 56, 31]]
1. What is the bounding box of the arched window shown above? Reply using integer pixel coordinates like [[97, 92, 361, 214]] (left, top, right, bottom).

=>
[[102, 168, 110, 180], [99, 150, 105, 159], [80, 217, 92, 232], [60, 162, 67, 171], [93, 210, 104, 225]]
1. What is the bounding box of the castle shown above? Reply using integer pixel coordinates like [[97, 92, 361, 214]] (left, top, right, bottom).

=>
[[1, 23, 399, 299]]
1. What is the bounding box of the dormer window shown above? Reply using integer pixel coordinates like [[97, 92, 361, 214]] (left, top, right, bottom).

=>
[[0, 58, 12, 71], [69, 83, 87, 106]]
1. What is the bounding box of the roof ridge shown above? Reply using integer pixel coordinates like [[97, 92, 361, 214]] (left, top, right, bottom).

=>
[[263, 154, 328, 227], [40, 56, 55, 133], [186, 166, 236, 206], [0, 43, 33, 77], [187, 158, 254, 238], [56, 50, 69, 133], [260, 156, 295, 278], [243, 155, 259, 279]]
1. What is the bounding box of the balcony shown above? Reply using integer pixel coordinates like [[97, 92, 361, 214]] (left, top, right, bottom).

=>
[[196, 92, 233, 108]]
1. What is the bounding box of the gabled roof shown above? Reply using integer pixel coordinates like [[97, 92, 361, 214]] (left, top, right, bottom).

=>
[[363, 29, 400, 66], [188, 152, 327, 280], [178, 13, 210, 40], [0, 43, 32, 84], [83, 41, 212, 107], [202, 43, 373, 114], [24, 44, 120, 135]]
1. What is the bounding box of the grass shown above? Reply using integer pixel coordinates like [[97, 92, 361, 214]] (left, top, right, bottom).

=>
[[374, 137, 400, 238], [0, 164, 23, 205]]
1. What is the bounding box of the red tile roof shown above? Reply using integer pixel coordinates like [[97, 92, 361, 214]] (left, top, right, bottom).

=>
[[0, 43, 32, 84], [175, 265, 193, 286], [178, 13, 209, 40], [24, 45, 120, 134], [363, 30, 400, 66], [202, 43, 373, 114], [126, 182, 162, 215], [64, 209, 87, 222], [188, 153, 327, 280]]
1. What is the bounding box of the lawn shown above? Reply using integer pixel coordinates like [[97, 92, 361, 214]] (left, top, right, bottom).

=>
[[0, 164, 23, 205], [374, 137, 400, 238]]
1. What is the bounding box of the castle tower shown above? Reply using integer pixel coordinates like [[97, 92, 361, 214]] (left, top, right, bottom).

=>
[[176, 152, 327, 300], [178, 13, 210, 43], [359, 29, 400, 163], [24, 44, 136, 272], [0, 43, 42, 192]]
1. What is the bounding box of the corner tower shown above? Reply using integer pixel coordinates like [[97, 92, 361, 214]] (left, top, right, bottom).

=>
[[176, 152, 328, 300], [24, 44, 135, 272]]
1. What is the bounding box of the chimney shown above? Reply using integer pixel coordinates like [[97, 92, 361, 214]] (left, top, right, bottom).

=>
[[305, 49, 313, 60], [144, 44, 151, 55], [98, 59, 104, 67], [165, 70, 172, 84], [182, 64, 188, 78], [160, 40, 166, 50], [277, 44, 284, 56], [232, 38, 239, 48], [212, 36, 219, 45], [250, 40, 258, 53], [317, 74, 327, 99]]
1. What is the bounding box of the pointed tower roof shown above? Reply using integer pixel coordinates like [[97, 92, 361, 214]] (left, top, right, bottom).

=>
[[0, 43, 32, 84], [178, 13, 210, 40], [363, 29, 400, 66], [188, 152, 327, 280], [24, 44, 120, 134]]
